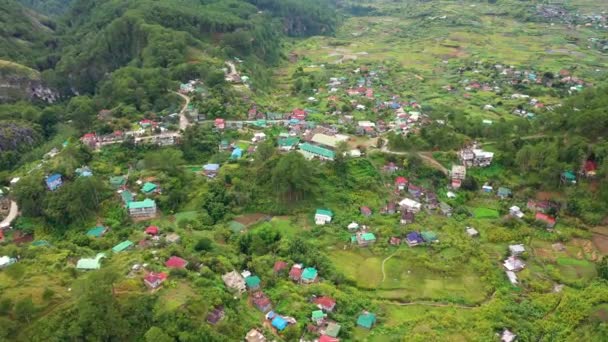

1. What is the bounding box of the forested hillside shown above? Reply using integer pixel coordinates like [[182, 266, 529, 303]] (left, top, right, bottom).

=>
[[1, 0, 608, 341], [0, 0, 57, 67], [17, 0, 74, 16]]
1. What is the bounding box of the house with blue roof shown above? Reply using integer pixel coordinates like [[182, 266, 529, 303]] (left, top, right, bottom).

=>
[[231, 147, 243, 160], [46, 173, 63, 191], [272, 315, 288, 331], [406, 231, 425, 247]]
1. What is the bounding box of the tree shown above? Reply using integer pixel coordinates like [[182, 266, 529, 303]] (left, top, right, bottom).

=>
[[598, 257, 608, 281], [270, 152, 316, 203], [180, 126, 220, 162], [145, 327, 173, 342], [67, 96, 96, 132]]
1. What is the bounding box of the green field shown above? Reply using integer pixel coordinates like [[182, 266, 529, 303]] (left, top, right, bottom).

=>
[[473, 207, 500, 219]]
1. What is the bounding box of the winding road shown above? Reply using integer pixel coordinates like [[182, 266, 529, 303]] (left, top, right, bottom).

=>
[[0, 201, 19, 229], [172, 91, 192, 131], [377, 146, 449, 175]]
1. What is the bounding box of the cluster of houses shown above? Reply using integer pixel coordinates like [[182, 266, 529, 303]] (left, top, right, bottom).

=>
[[111, 176, 158, 219], [503, 244, 526, 285], [76, 224, 185, 293], [80, 115, 180, 150], [220, 260, 376, 339]]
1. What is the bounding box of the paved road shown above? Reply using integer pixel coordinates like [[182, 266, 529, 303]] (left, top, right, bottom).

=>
[[0, 201, 19, 229]]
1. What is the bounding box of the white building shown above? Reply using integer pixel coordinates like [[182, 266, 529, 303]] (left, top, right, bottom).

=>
[[509, 244, 525, 256], [509, 206, 524, 219], [398, 198, 421, 213]]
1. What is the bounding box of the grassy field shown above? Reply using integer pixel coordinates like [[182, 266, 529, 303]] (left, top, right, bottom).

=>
[[330, 247, 489, 304], [473, 207, 500, 219], [329, 249, 383, 288]]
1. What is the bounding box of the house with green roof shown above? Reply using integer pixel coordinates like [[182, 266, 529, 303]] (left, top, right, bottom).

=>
[[351, 232, 376, 247], [127, 198, 157, 218], [228, 220, 246, 233], [278, 137, 300, 151], [121, 190, 133, 205], [110, 176, 126, 188], [315, 209, 334, 225], [325, 322, 341, 338], [245, 275, 261, 290], [561, 171, 576, 184], [357, 312, 376, 329], [299, 143, 335, 161], [86, 226, 107, 238], [421, 231, 438, 243], [311, 310, 326, 325], [76, 253, 106, 270], [112, 240, 134, 253], [301, 267, 318, 284], [141, 182, 157, 194]]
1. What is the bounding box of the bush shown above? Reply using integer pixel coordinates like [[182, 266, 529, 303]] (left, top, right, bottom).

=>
[[42, 287, 55, 301]]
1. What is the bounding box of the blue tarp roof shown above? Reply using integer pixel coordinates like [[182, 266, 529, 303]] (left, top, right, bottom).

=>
[[231, 148, 243, 159], [272, 316, 288, 331], [47, 173, 62, 182]]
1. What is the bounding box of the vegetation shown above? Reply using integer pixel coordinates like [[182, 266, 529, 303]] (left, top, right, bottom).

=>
[[1, 0, 608, 341]]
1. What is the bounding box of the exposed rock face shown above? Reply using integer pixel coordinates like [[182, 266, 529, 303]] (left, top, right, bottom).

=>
[[0, 71, 58, 103], [0, 122, 39, 152]]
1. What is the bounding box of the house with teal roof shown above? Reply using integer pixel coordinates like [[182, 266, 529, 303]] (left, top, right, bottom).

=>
[[110, 176, 125, 188], [86, 226, 107, 238], [421, 231, 438, 243], [301, 267, 318, 284], [112, 240, 134, 253], [231, 147, 243, 160], [127, 198, 157, 218], [561, 171, 576, 184], [245, 275, 261, 290], [315, 209, 334, 225], [76, 253, 106, 270], [141, 182, 157, 194], [121, 190, 133, 205], [278, 136, 300, 151], [311, 310, 326, 325], [357, 312, 376, 329], [299, 143, 335, 161], [351, 232, 376, 247]]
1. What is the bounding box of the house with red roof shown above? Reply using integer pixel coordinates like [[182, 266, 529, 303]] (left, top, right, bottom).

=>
[[144, 272, 167, 289], [319, 335, 340, 342], [80, 133, 97, 148], [139, 119, 157, 128], [145, 226, 159, 235], [314, 296, 336, 312], [583, 160, 598, 178], [289, 264, 303, 281], [214, 118, 225, 130], [346, 89, 360, 96], [251, 291, 272, 312], [395, 176, 408, 191], [165, 256, 188, 269], [535, 213, 556, 228], [291, 108, 307, 121], [273, 261, 288, 273], [360, 206, 372, 217]]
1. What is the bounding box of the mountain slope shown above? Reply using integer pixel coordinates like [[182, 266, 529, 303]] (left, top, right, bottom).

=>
[[0, 0, 57, 68]]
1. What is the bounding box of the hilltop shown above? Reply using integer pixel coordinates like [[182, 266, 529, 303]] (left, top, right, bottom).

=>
[[0, 0, 607, 341]]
